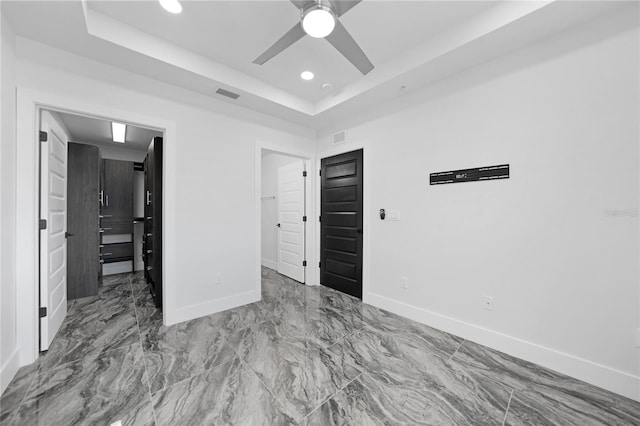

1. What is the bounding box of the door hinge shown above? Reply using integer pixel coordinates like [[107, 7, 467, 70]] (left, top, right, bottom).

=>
[[39, 307, 47, 318], [39, 219, 47, 230], [39, 131, 48, 142], [302, 171, 307, 177], [319, 262, 321, 268], [303, 216, 307, 222], [302, 260, 307, 267]]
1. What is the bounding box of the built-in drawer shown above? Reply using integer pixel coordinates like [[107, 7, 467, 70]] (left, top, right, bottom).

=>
[[100, 219, 133, 235], [101, 242, 133, 262]]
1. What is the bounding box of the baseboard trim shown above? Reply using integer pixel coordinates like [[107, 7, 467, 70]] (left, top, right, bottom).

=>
[[261, 258, 278, 270], [0, 348, 20, 396], [366, 292, 640, 402], [165, 290, 260, 326]]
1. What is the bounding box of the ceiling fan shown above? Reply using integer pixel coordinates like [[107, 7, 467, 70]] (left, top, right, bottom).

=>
[[253, 0, 374, 75]]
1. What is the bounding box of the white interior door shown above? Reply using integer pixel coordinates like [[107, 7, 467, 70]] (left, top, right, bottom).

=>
[[39, 110, 69, 351], [277, 161, 306, 283]]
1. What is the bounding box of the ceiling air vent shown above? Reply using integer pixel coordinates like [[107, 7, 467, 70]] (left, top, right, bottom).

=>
[[215, 88, 240, 100], [333, 130, 346, 144]]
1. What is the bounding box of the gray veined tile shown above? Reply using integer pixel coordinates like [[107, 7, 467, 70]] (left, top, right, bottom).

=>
[[504, 382, 640, 426], [41, 303, 139, 370], [503, 367, 640, 426], [13, 344, 154, 426], [305, 373, 429, 426], [209, 301, 274, 336], [449, 340, 543, 391], [226, 320, 362, 420], [0, 362, 40, 424], [152, 356, 296, 426], [326, 331, 511, 425], [141, 315, 236, 393], [102, 272, 132, 286]]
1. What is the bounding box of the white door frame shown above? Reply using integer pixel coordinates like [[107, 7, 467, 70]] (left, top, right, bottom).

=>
[[16, 87, 177, 366], [254, 140, 316, 296], [316, 141, 371, 303]]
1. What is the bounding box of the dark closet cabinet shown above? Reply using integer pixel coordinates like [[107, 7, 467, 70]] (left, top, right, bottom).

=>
[[143, 137, 163, 308], [100, 159, 134, 268], [67, 143, 100, 299], [100, 159, 134, 234]]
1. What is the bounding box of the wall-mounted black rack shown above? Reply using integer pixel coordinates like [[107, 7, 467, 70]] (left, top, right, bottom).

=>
[[430, 164, 509, 185]]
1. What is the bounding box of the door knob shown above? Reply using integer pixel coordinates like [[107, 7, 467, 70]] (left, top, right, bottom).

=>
[[277, 223, 281, 227], [65, 232, 74, 238]]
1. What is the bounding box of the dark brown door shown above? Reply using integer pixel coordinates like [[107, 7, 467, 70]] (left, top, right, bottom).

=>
[[67, 143, 100, 299], [144, 136, 162, 309], [321, 149, 363, 299]]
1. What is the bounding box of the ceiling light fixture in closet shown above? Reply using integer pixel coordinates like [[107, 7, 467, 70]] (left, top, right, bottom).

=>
[[112, 122, 126, 143]]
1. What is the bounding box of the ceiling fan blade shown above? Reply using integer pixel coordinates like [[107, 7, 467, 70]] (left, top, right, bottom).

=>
[[253, 22, 306, 65], [330, 0, 362, 17], [325, 20, 373, 75], [290, 0, 316, 9]]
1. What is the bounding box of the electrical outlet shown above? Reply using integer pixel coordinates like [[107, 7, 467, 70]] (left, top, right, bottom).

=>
[[401, 276, 408, 290], [483, 296, 494, 311]]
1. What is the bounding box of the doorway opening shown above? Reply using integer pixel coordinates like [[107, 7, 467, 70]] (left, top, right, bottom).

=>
[[38, 108, 164, 357], [260, 149, 309, 287]]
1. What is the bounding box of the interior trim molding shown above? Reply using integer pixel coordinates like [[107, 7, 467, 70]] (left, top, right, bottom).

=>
[[167, 290, 259, 325], [366, 291, 640, 402], [261, 258, 278, 271], [0, 348, 20, 396]]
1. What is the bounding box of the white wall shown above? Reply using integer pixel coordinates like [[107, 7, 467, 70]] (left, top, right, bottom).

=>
[[13, 37, 315, 343], [0, 10, 19, 395], [318, 11, 639, 400], [261, 153, 299, 269]]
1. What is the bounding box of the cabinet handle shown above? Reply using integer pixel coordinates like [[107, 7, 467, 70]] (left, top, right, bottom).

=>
[[146, 216, 152, 220], [100, 260, 104, 264], [146, 191, 151, 206], [146, 266, 153, 271], [106, 195, 109, 206], [99, 228, 112, 233], [99, 190, 104, 206], [146, 250, 153, 254], [99, 215, 112, 218], [146, 233, 152, 237], [102, 253, 113, 256]]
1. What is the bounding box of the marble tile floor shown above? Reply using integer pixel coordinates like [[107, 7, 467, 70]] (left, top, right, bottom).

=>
[[1, 268, 639, 425]]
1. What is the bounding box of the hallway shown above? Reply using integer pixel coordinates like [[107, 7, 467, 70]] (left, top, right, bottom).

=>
[[1, 269, 638, 425]]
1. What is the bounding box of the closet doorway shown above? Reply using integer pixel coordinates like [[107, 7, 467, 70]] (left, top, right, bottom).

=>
[[38, 108, 164, 352], [261, 150, 309, 284]]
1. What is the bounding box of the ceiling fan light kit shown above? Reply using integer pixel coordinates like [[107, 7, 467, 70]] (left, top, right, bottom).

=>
[[302, 2, 336, 38], [252, 0, 374, 75], [158, 0, 182, 14]]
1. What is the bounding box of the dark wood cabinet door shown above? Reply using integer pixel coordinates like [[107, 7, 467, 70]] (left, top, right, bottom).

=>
[[68, 143, 100, 299], [320, 149, 363, 299], [102, 159, 133, 220], [101, 159, 133, 233]]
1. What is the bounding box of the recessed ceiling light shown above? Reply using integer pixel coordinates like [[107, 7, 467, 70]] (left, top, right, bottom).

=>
[[301, 71, 314, 81], [302, 3, 336, 38], [112, 122, 126, 143], [159, 0, 182, 14]]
